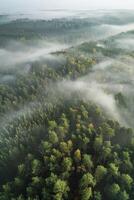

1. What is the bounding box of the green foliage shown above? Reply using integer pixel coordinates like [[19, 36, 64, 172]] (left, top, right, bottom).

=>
[[107, 183, 120, 199], [0, 39, 134, 200], [95, 165, 107, 182], [79, 173, 96, 189], [53, 179, 69, 200]]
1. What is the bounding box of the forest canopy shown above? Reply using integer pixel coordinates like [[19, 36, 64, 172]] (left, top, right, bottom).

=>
[[0, 10, 134, 200]]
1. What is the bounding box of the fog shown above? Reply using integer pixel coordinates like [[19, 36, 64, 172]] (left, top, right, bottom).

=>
[[57, 80, 123, 123], [56, 55, 134, 127], [116, 38, 134, 50], [1, 0, 134, 12], [0, 42, 68, 69], [1, 21, 134, 71], [0, 10, 134, 129]]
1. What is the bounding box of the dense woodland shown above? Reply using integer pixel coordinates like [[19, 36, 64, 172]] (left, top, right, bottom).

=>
[[0, 13, 134, 200], [0, 51, 133, 200]]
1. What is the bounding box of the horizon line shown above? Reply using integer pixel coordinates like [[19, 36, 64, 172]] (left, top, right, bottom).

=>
[[1, 8, 134, 14]]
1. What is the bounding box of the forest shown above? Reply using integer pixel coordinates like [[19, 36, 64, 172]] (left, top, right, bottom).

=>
[[0, 10, 134, 200]]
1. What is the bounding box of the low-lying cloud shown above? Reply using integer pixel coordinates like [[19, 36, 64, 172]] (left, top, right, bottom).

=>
[[56, 55, 134, 127], [0, 42, 68, 69]]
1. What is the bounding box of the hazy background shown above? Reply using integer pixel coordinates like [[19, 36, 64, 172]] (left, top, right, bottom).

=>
[[0, 2, 134, 128], [0, 0, 134, 13]]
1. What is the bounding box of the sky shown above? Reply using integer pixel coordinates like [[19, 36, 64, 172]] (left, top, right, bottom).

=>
[[0, 0, 134, 12]]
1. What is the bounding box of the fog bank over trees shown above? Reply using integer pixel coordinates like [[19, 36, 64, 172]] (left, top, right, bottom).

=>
[[0, 9, 134, 200]]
